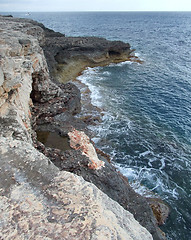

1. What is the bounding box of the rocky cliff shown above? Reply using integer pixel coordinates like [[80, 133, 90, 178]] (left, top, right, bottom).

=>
[[0, 15, 166, 240]]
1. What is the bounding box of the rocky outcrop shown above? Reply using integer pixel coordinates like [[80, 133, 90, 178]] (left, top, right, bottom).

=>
[[0, 15, 166, 240], [0, 16, 46, 143], [39, 22, 141, 83], [0, 137, 153, 240], [42, 35, 136, 82]]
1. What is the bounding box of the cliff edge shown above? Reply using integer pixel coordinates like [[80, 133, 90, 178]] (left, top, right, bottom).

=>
[[0, 15, 165, 240]]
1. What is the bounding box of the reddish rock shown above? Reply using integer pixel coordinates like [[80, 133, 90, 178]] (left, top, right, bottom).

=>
[[68, 128, 105, 170], [147, 198, 170, 226]]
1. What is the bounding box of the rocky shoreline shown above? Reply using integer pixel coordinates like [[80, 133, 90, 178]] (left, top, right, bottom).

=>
[[0, 15, 168, 239]]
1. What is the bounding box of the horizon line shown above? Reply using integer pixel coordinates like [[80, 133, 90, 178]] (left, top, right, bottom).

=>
[[1, 10, 191, 13]]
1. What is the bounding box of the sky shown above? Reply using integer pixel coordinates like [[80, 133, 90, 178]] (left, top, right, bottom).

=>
[[1, 0, 191, 12]]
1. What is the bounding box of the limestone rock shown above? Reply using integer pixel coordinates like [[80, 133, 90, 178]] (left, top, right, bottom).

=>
[[0, 137, 153, 240], [0, 16, 81, 143], [0, 16, 49, 142], [68, 128, 105, 170], [0, 67, 4, 86]]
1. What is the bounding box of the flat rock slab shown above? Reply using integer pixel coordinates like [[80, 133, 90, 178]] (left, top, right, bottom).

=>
[[0, 137, 153, 240]]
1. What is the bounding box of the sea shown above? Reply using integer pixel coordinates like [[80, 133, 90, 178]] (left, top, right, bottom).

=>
[[4, 11, 191, 239]]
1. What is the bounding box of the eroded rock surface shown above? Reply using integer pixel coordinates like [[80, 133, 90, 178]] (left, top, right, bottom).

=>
[[0, 137, 153, 240], [42, 35, 136, 82]]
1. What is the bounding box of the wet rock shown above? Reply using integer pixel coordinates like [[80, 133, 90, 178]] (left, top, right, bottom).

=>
[[147, 198, 170, 226], [36, 131, 71, 151], [81, 114, 102, 125]]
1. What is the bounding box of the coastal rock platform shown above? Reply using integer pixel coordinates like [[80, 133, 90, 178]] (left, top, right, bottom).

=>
[[0, 15, 167, 240]]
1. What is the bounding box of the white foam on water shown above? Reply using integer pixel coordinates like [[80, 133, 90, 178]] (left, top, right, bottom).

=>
[[135, 52, 141, 57], [159, 157, 166, 170], [102, 71, 111, 76], [139, 150, 153, 157], [115, 163, 138, 179], [76, 65, 180, 201], [172, 188, 179, 199], [115, 164, 158, 197], [109, 60, 133, 67], [77, 66, 132, 131], [148, 157, 156, 167], [131, 181, 159, 198], [115, 162, 183, 200], [135, 52, 145, 61], [91, 137, 100, 144], [77, 67, 103, 108], [77, 67, 179, 201], [108, 52, 144, 67]]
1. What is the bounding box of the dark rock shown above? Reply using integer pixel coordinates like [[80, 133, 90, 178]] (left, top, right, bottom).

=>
[[80, 115, 102, 125], [43, 27, 65, 38], [31, 82, 81, 127], [1, 15, 13, 18], [41, 34, 134, 82]]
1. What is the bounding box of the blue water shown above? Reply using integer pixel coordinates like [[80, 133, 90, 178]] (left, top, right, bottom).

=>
[[6, 12, 191, 239]]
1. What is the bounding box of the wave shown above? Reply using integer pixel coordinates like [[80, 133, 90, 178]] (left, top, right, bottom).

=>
[[75, 60, 190, 205], [115, 162, 185, 201], [77, 67, 103, 108], [109, 60, 134, 67]]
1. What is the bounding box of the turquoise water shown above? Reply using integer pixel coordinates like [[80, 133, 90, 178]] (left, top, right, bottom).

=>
[[7, 12, 191, 239]]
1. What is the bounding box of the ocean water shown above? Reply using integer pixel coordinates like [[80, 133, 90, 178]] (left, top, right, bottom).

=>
[[7, 12, 191, 239]]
